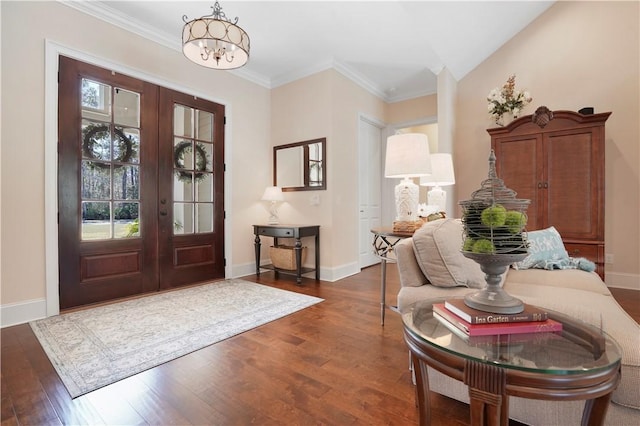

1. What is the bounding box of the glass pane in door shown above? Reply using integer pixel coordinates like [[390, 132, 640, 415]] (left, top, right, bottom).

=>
[[80, 79, 141, 240], [172, 103, 215, 235]]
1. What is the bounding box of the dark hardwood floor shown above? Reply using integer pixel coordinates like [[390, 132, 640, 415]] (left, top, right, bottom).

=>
[[2, 264, 638, 425]]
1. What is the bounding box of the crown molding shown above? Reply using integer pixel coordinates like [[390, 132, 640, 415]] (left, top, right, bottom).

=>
[[60, 0, 179, 51], [58, 0, 271, 89], [57, 1, 430, 101]]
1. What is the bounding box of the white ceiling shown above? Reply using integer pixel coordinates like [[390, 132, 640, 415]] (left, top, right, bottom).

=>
[[65, 1, 554, 102]]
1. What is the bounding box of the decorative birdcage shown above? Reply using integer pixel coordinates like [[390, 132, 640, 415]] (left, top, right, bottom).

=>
[[459, 150, 530, 314]]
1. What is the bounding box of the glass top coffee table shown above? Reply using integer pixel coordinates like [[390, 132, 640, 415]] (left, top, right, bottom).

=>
[[402, 298, 622, 426]]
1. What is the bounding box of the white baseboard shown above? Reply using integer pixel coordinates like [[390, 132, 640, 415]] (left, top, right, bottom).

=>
[[231, 261, 360, 283], [1, 298, 47, 328], [605, 272, 640, 291]]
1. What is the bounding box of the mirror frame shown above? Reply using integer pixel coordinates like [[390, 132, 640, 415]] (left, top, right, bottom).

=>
[[273, 137, 326, 192]]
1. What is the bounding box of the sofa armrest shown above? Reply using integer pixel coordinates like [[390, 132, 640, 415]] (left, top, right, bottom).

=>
[[395, 238, 429, 288]]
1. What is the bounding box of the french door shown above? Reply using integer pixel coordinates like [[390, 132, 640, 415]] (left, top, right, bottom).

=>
[[58, 57, 225, 309]]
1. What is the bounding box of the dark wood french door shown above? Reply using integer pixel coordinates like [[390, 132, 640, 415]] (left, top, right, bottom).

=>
[[58, 57, 225, 309]]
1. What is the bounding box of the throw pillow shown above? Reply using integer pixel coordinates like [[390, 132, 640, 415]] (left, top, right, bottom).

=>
[[412, 218, 486, 288], [513, 226, 569, 270]]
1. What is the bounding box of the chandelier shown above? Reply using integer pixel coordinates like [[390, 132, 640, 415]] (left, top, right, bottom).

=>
[[182, 2, 250, 70]]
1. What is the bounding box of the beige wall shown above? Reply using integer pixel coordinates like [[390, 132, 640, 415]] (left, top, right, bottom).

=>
[[386, 95, 437, 125], [270, 72, 439, 277], [0, 2, 271, 313], [455, 1, 639, 287], [271, 70, 388, 276]]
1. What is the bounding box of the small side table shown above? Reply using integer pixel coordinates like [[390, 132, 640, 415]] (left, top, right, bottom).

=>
[[402, 298, 622, 426], [254, 224, 320, 284], [371, 227, 413, 325]]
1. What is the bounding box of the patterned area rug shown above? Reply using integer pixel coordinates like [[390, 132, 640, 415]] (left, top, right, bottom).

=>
[[30, 279, 323, 398]]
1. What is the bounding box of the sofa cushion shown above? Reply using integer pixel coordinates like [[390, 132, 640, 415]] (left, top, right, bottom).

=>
[[394, 238, 429, 288], [412, 219, 485, 289], [505, 268, 611, 296], [514, 226, 568, 270]]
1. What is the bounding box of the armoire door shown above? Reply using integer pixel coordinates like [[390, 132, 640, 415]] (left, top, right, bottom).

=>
[[492, 134, 544, 231], [543, 128, 603, 241], [58, 57, 225, 309]]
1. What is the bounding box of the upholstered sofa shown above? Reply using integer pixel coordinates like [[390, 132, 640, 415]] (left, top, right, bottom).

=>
[[395, 218, 640, 425]]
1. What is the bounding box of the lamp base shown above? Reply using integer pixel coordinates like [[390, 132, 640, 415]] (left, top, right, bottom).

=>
[[267, 201, 279, 225], [394, 178, 419, 222], [427, 186, 447, 214]]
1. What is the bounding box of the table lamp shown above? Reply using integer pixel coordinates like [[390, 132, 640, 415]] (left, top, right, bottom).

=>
[[261, 186, 284, 224], [384, 133, 432, 232], [420, 153, 455, 215]]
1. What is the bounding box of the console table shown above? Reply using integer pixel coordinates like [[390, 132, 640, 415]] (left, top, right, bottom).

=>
[[371, 227, 413, 325], [403, 298, 622, 426], [253, 224, 320, 284]]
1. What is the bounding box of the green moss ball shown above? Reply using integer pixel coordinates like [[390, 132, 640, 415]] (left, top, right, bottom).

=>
[[472, 239, 495, 254], [481, 204, 507, 227], [462, 238, 475, 252], [505, 211, 527, 233]]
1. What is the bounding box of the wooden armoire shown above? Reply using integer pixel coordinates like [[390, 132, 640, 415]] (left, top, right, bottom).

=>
[[489, 106, 611, 279]]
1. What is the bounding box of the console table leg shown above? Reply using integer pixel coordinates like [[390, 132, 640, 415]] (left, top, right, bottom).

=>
[[294, 238, 303, 285], [315, 234, 320, 280], [380, 259, 387, 325], [254, 234, 261, 276]]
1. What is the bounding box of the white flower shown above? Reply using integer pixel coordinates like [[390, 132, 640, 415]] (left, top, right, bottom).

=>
[[486, 75, 532, 123]]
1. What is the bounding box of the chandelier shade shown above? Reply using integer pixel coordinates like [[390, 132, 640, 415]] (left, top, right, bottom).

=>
[[182, 2, 250, 70]]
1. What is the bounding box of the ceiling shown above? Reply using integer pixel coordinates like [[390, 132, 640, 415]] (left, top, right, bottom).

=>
[[65, 1, 554, 102]]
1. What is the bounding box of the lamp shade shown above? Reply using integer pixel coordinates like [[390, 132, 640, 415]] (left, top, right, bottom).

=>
[[384, 133, 432, 178], [261, 186, 283, 202], [420, 153, 456, 186], [182, 2, 250, 70]]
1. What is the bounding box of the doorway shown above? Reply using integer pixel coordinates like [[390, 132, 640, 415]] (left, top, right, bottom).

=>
[[358, 116, 384, 268], [57, 57, 225, 309]]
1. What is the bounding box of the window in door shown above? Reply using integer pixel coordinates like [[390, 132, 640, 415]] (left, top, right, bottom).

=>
[[172, 105, 215, 235], [80, 79, 141, 241]]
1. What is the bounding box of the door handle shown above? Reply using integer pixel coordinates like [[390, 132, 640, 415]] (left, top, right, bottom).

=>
[[160, 211, 167, 216]]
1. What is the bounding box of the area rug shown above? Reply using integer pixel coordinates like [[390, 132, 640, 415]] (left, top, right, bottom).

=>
[[29, 279, 323, 398]]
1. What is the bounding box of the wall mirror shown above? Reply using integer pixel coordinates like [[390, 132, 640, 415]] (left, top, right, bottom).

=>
[[273, 137, 326, 191]]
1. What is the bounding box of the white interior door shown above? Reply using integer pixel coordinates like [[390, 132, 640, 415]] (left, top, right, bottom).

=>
[[358, 116, 383, 268]]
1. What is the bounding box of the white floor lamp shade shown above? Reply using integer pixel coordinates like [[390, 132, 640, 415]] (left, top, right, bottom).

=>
[[420, 153, 455, 214], [385, 134, 432, 226]]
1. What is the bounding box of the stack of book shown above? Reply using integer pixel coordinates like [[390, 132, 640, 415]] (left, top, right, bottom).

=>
[[433, 299, 562, 338]]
